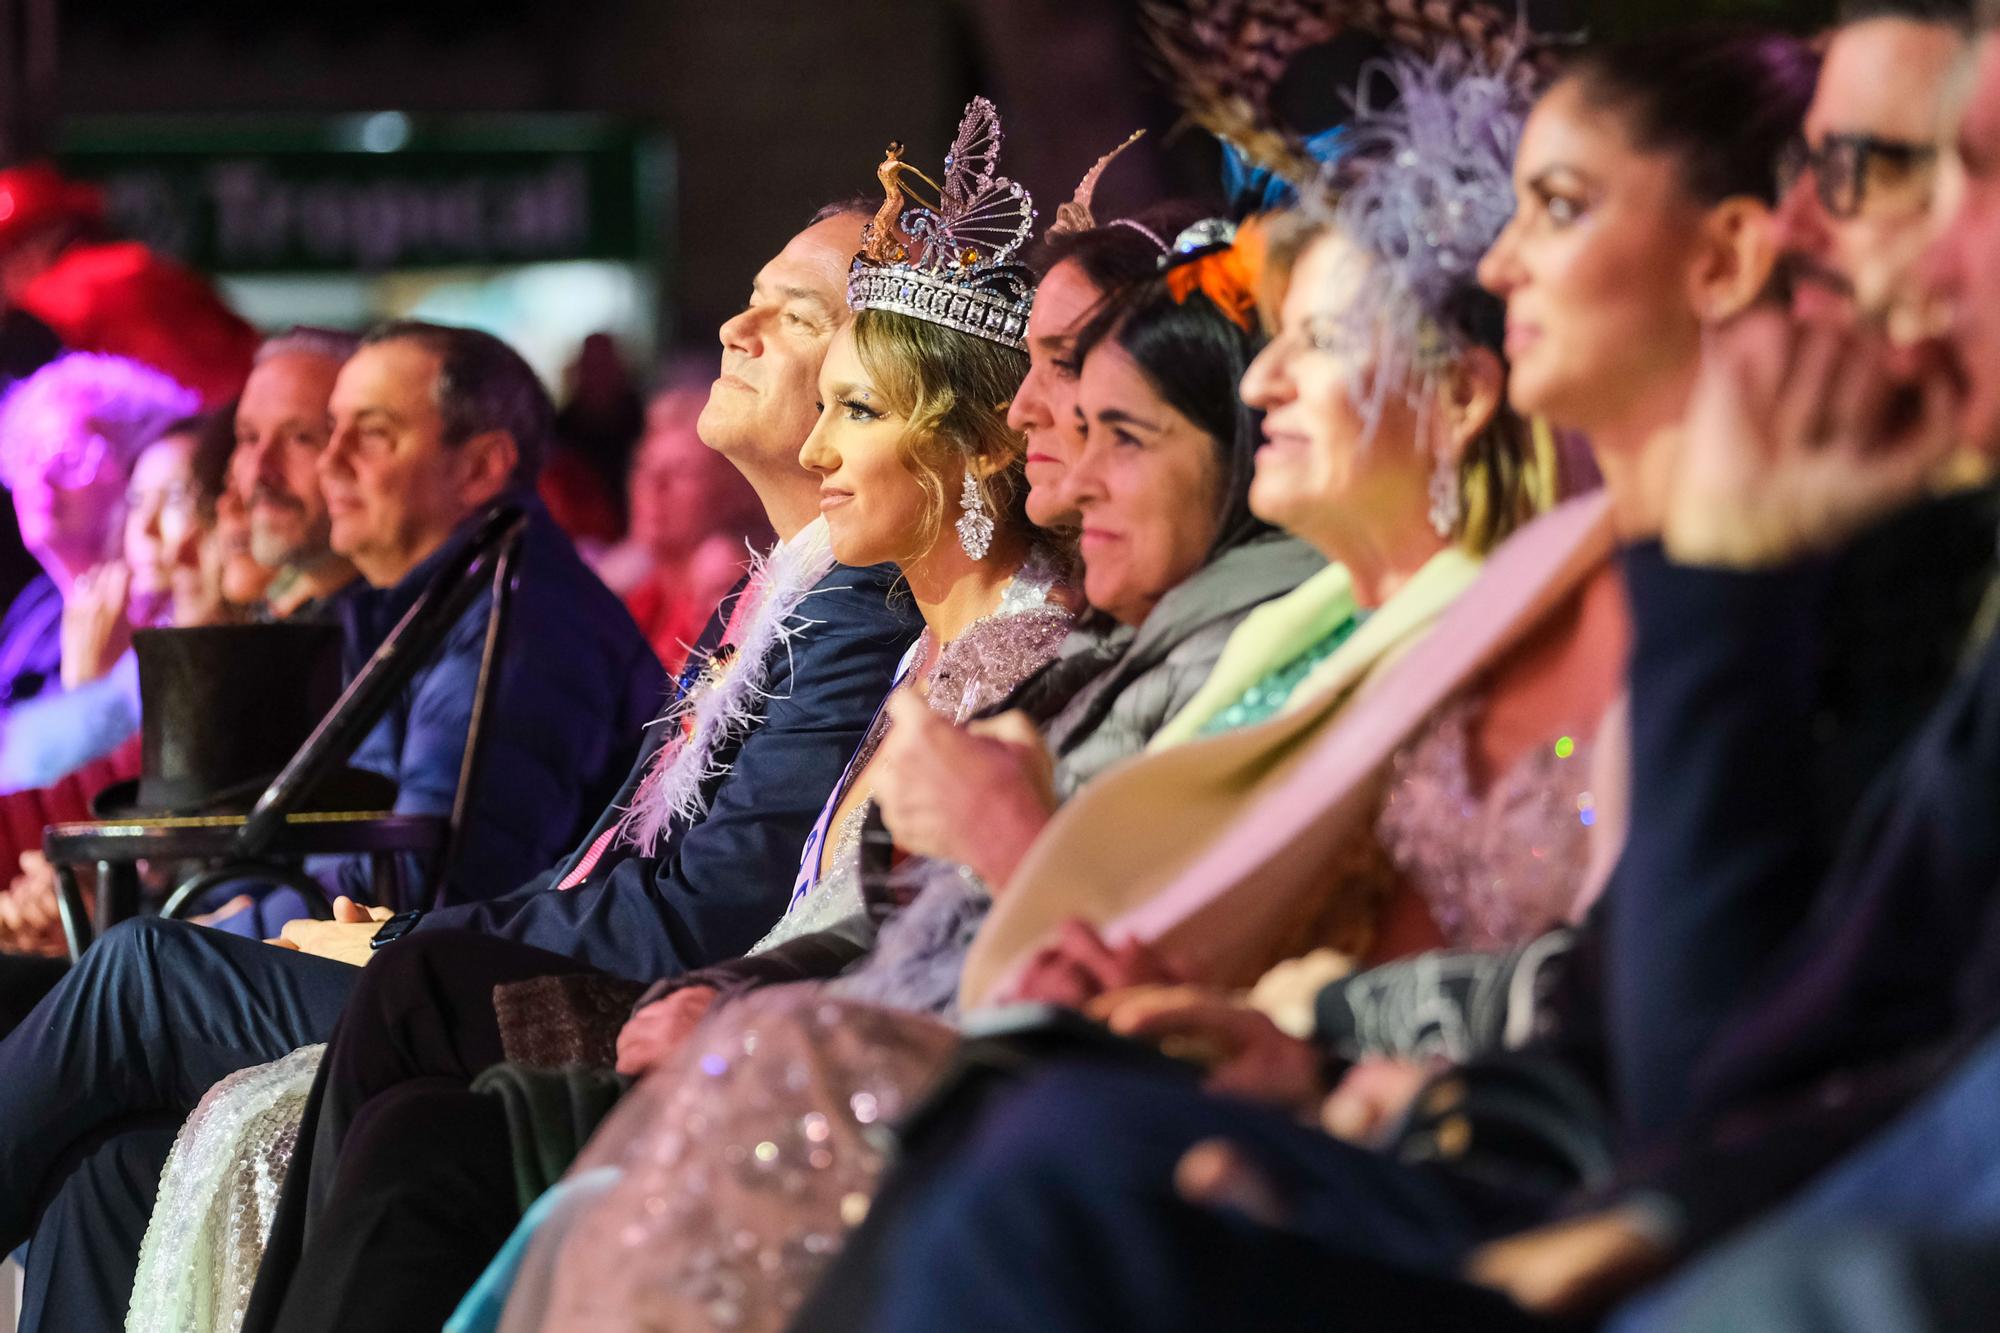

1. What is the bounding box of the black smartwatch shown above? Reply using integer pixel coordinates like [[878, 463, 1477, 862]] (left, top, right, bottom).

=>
[[369, 909, 425, 951]]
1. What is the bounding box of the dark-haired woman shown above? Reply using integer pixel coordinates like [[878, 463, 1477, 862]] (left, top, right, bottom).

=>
[[965, 199, 1299, 804], [1012, 200, 1213, 532], [1478, 29, 1819, 535]]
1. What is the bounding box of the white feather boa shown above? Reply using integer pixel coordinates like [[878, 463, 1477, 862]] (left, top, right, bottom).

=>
[[614, 518, 838, 853]]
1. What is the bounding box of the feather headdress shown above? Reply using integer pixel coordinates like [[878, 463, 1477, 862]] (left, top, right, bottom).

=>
[[1323, 46, 1532, 435], [1146, 0, 1550, 438], [1142, 0, 1561, 215]]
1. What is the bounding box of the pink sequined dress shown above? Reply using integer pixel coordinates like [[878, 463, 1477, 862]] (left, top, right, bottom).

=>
[[1375, 693, 1601, 950], [511, 990, 955, 1332]]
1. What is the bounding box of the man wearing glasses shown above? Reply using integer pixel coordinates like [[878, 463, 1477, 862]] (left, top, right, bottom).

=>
[[1775, 0, 1971, 337]]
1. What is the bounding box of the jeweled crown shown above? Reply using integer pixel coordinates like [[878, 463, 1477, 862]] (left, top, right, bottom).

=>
[[848, 97, 1037, 351]]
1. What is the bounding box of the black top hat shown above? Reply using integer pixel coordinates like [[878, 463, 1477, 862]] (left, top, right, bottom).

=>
[[91, 623, 397, 819]]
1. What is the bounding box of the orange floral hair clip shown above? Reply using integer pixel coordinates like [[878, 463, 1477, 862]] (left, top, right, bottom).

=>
[[1160, 216, 1265, 333]]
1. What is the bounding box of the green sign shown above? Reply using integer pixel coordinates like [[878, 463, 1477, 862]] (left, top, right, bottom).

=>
[[55, 113, 670, 274]]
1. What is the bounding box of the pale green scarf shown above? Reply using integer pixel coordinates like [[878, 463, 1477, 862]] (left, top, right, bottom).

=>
[[1152, 547, 1482, 750]]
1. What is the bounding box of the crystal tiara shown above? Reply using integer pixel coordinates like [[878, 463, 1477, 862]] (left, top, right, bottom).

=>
[[848, 97, 1037, 351]]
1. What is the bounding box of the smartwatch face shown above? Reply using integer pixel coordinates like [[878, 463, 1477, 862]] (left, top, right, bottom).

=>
[[370, 910, 421, 949]]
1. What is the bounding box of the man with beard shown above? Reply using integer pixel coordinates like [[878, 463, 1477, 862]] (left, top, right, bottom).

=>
[[1774, 1, 1971, 337], [232, 329, 363, 621]]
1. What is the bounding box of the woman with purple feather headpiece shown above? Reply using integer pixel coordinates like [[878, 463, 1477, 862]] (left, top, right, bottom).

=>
[[986, 38, 1617, 982]]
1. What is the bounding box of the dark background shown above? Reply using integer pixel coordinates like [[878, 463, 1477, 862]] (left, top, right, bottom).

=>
[[34, 0, 1835, 355]]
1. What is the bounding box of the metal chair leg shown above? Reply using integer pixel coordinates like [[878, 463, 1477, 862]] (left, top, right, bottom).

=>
[[54, 861, 91, 961], [94, 860, 139, 934]]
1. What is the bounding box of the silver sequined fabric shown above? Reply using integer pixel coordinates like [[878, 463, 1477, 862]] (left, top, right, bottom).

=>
[[126, 1043, 326, 1333], [1375, 694, 1597, 950]]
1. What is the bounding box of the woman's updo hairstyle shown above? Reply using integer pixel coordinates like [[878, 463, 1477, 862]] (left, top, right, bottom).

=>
[[1563, 27, 1820, 206], [850, 308, 1032, 563], [1070, 271, 1274, 561]]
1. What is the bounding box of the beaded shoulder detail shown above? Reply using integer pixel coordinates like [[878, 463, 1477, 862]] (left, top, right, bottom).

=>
[[924, 546, 1074, 721]]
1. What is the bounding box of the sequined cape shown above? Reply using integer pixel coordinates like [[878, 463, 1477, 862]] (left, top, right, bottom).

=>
[[126, 1044, 327, 1333]]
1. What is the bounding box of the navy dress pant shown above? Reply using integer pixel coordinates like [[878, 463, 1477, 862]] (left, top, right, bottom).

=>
[[0, 918, 357, 1327], [816, 1063, 1554, 1333]]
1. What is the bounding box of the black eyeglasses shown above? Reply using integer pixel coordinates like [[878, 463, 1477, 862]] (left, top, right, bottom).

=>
[[1776, 133, 1938, 219]]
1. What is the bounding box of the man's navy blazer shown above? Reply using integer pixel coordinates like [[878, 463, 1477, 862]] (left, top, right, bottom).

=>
[[417, 558, 923, 981], [330, 494, 666, 907]]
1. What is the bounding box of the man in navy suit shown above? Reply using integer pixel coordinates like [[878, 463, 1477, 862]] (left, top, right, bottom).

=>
[[0, 201, 921, 1333]]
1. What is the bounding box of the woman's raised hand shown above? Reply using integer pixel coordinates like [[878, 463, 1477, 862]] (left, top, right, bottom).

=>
[[60, 560, 133, 690], [873, 693, 1058, 887]]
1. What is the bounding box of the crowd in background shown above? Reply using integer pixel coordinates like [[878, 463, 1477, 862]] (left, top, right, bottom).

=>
[[0, 203, 772, 961], [0, 1, 1999, 1331]]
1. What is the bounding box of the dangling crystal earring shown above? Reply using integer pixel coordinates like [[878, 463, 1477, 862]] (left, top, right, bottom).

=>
[[957, 470, 995, 560], [1427, 454, 1462, 539]]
